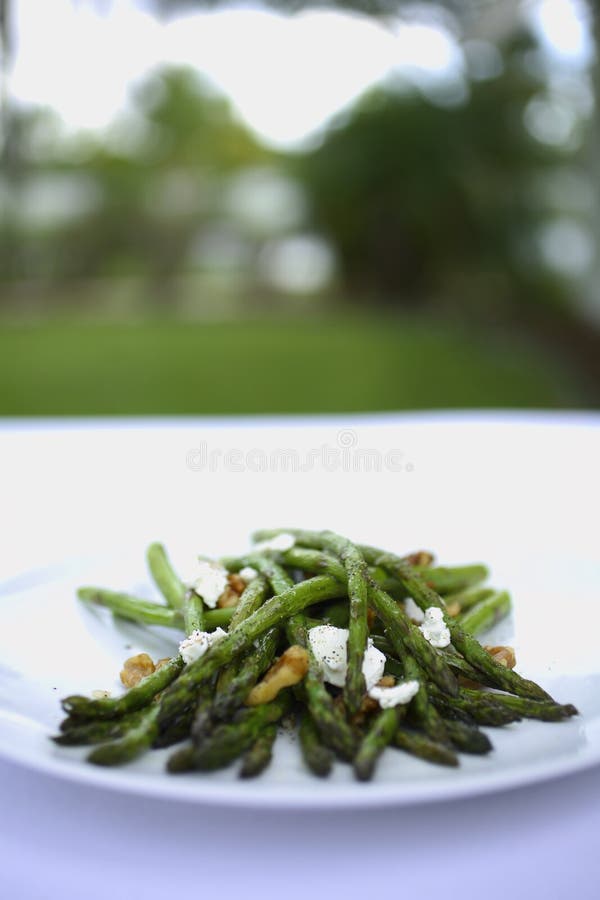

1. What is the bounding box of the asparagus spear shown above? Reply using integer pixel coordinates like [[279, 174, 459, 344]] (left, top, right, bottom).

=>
[[166, 744, 196, 773], [239, 724, 278, 778], [53, 709, 148, 746], [437, 647, 499, 687], [183, 589, 205, 634], [441, 717, 493, 755], [78, 587, 182, 628], [146, 542, 186, 610], [354, 706, 407, 781], [402, 654, 450, 745], [299, 712, 334, 777], [457, 590, 511, 637], [443, 586, 495, 614], [393, 727, 459, 767], [429, 685, 522, 726], [87, 705, 159, 766], [417, 565, 489, 596], [228, 575, 269, 631], [62, 655, 184, 721], [460, 688, 577, 722], [77, 587, 233, 632]]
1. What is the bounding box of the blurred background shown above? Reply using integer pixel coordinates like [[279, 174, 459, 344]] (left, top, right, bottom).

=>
[[0, 0, 598, 415]]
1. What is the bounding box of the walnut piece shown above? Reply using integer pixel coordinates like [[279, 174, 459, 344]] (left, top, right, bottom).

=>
[[228, 573, 247, 594], [459, 645, 517, 688], [120, 653, 155, 688], [245, 645, 309, 706], [406, 550, 435, 567], [444, 600, 461, 617], [216, 574, 245, 609], [484, 645, 516, 669]]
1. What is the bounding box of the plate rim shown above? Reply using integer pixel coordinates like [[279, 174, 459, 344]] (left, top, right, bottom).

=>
[[2, 412, 599, 809], [0, 724, 599, 809]]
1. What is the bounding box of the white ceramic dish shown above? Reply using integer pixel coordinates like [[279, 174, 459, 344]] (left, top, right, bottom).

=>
[[0, 413, 598, 807]]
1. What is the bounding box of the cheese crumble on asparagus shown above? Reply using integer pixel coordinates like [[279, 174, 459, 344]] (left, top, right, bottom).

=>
[[419, 607, 451, 648], [192, 561, 230, 609], [179, 627, 227, 664]]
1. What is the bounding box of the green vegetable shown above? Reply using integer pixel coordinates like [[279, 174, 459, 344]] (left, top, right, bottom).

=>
[[457, 590, 511, 637], [299, 712, 334, 777], [146, 542, 186, 610], [56, 530, 578, 782], [62, 655, 184, 721], [239, 725, 278, 778], [354, 706, 407, 781]]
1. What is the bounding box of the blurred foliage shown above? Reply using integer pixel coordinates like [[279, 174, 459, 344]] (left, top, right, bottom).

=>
[[148, 0, 491, 19], [297, 33, 571, 314], [1, 69, 269, 295]]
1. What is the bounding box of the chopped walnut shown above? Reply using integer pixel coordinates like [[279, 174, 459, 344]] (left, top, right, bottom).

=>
[[459, 645, 517, 688], [484, 645, 516, 669], [228, 573, 247, 594], [154, 658, 171, 671], [120, 653, 155, 688], [245, 645, 309, 706], [217, 586, 241, 609], [406, 550, 435, 567], [216, 574, 246, 609]]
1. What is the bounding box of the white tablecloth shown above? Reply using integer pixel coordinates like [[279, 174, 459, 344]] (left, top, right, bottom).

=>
[[2, 753, 599, 900], [1, 415, 599, 899]]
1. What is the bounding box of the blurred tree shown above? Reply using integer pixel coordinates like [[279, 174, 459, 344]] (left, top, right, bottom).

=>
[[0, 67, 268, 301], [292, 28, 600, 395], [148, 0, 496, 17], [296, 32, 563, 308], [71, 68, 267, 296]]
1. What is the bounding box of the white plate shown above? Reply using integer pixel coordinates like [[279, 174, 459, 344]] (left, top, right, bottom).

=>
[[1, 413, 599, 807]]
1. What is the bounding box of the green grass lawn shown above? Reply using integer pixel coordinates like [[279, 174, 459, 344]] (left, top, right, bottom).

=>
[[0, 316, 581, 415]]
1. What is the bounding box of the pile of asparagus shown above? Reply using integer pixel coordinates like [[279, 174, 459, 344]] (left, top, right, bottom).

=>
[[54, 529, 577, 781]]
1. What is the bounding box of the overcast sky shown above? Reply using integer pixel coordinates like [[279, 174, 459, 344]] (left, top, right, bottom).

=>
[[9, 0, 593, 148]]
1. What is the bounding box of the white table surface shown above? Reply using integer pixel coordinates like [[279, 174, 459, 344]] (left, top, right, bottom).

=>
[[1, 413, 599, 900]]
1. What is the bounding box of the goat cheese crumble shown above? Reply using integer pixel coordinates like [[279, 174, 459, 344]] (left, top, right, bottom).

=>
[[192, 560, 230, 609], [252, 532, 296, 553], [404, 596, 425, 623], [419, 606, 451, 648], [179, 627, 227, 664], [368, 680, 420, 709], [239, 566, 259, 582], [308, 624, 386, 690]]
